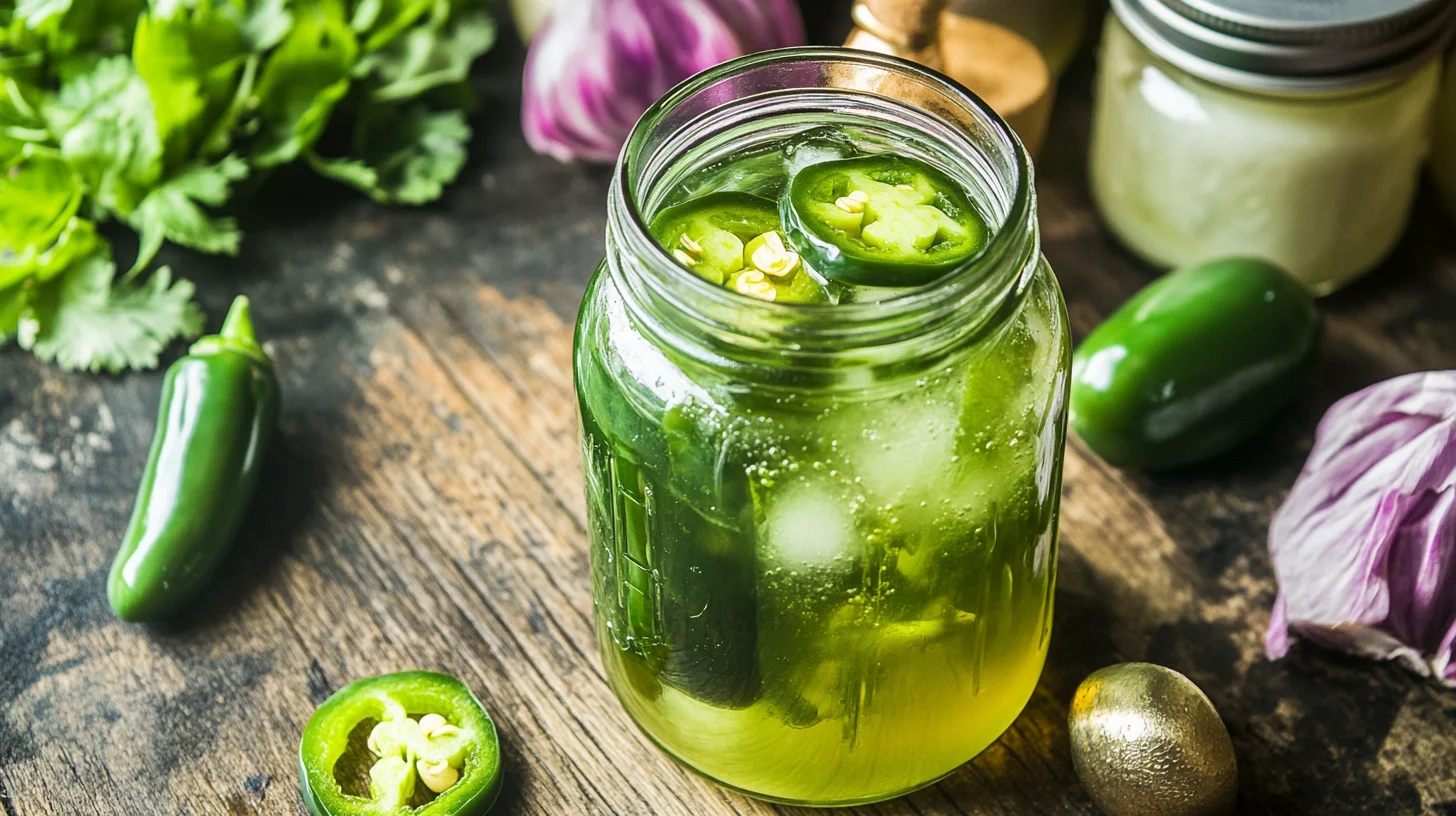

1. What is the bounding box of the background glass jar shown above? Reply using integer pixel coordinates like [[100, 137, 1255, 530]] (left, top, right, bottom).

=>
[[574, 49, 1071, 806], [1090, 0, 1451, 296]]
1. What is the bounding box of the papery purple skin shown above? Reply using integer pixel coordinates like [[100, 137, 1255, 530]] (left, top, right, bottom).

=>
[[1265, 371, 1456, 686], [522, 0, 806, 164], [704, 0, 807, 53]]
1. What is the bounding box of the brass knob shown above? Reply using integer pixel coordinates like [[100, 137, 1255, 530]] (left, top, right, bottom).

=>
[[842, 0, 1053, 154], [845, 0, 948, 69]]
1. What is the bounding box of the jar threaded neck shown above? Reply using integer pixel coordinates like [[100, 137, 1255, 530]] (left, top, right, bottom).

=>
[[604, 47, 1040, 382]]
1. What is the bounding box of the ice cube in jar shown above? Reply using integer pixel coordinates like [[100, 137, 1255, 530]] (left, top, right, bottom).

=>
[[1089, 0, 1448, 296]]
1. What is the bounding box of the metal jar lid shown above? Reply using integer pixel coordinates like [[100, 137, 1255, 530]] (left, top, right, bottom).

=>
[[1110, 0, 1456, 92]]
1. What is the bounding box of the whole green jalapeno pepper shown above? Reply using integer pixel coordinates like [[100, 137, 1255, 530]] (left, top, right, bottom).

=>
[[1069, 258, 1321, 470], [108, 296, 279, 622]]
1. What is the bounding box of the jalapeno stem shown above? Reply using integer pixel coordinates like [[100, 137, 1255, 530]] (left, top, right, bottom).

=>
[[221, 296, 258, 345], [192, 295, 269, 364]]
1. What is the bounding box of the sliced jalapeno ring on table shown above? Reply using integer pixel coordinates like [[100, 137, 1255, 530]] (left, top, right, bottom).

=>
[[298, 671, 502, 816], [107, 295, 279, 622], [783, 155, 988, 287], [649, 191, 836, 304]]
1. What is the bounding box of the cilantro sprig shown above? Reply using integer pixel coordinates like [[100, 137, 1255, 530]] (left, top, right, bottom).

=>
[[0, 0, 494, 372]]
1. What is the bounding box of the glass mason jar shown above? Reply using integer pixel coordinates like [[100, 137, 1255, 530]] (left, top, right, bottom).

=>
[[1090, 0, 1451, 296], [574, 49, 1071, 806], [1435, 48, 1456, 222]]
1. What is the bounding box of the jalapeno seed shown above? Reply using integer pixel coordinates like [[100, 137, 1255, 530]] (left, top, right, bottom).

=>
[[417, 759, 462, 794], [364, 710, 471, 798], [745, 230, 801, 278], [731, 269, 778, 301]]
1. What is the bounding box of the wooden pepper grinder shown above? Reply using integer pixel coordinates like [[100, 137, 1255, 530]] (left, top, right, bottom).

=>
[[844, 0, 1053, 155]]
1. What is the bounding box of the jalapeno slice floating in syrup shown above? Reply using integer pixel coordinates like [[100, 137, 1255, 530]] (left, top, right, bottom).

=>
[[784, 155, 988, 287], [298, 671, 502, 816], [649, 191, 835, 304]]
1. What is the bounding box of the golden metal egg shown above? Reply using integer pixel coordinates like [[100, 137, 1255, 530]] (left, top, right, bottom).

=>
[[1069, 663, 1238, 816]]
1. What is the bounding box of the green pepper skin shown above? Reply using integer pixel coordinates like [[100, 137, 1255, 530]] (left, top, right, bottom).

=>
[[649, 191, 781, 286], [649, 191, 838, 304], [107, 296, 279, 622], [1070, 258, 1321, 470], [298, 671, 502, 816], [650, 191, 782, 246], [784, 155, 987, 286]]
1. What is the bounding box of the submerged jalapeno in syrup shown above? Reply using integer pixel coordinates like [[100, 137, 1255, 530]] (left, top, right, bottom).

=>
[[298, 671, 502, 816], [648, 191, 836, 304], [107, 296, 279, 622], [650, 192, 780, 286]]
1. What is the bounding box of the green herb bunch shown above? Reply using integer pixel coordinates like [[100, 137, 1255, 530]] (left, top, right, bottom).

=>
[[0, 0, 495, 371]]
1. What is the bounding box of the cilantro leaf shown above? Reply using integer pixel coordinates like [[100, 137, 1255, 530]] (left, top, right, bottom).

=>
[[0, 279, 30, 341], [128, 154, 248, 271], [14, 0, 146, 61], [311, 104, 469, 204], [0, 79, 51, 165], [18, 247, 203, 372], [241, 0, 292, 52], [249, 0, 358, 167], [4, 0, 495, 372], [2, 216, 100, 290], [306, 151, 378, 191], [145, 0, 195, 19], [350, 0, 435, 52], [132, 5, 250, 166], [43, 54, 163, 216], [0, 148, 83, 257], [360, 9, 494, 103], [14, 0, 74, 27], [195, 54, 259, 158]]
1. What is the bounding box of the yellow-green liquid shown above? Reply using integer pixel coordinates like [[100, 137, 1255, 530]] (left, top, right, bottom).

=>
[[604, 614, 1048, 804]]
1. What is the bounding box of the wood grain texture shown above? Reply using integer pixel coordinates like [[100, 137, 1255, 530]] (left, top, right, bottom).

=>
[[4, 13, 1456, 816]]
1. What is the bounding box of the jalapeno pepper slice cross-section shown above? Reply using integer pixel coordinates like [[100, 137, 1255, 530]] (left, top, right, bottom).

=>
[[783, 155, 988, 287], [648, 191, 836, 304], [299, 671, 502, 816]]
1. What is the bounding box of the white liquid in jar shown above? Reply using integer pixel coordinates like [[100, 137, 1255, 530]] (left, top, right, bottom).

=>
[[1089, 15, 1440, 295]]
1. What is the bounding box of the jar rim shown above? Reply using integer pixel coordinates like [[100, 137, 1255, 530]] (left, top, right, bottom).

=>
[[607, 47, 1039, 368], [1112, 0, 1456, 93]]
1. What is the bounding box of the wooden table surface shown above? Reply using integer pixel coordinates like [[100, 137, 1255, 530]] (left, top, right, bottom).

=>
[[4, 15, 1456, 816]]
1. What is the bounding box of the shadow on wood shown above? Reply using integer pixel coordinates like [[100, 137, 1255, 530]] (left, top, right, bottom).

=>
[[155, 427, 331, 634]]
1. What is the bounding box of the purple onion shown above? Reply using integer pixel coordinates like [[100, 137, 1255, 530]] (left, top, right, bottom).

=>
[[522, 0, 806, 164], [1266, 371, 1456, 686]]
